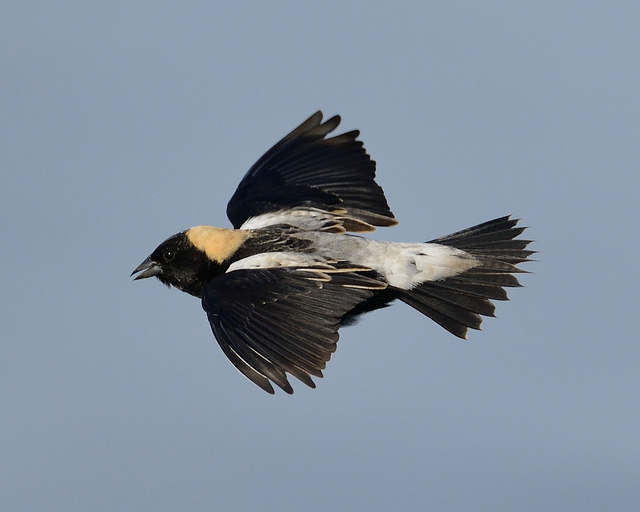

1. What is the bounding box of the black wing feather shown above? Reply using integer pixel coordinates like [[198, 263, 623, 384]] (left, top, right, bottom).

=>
[[226, 111, 397, 230], [201, 267, 377, 393]]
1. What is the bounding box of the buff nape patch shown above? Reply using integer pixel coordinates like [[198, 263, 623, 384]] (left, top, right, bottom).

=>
[[186, 226, 249, 263]]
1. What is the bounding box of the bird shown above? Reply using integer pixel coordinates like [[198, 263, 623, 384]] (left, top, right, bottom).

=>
[[132, 111, 533, 394]]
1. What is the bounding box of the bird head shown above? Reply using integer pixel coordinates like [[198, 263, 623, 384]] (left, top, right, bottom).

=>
[[131, 229, 222, 298]]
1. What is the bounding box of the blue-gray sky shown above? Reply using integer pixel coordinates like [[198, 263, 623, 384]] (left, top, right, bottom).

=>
[[2, 2, 639, 511]]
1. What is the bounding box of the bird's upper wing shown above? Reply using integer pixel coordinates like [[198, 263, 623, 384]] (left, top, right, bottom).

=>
[[226, 111, 398, 233], [201, 266, 385, 394]]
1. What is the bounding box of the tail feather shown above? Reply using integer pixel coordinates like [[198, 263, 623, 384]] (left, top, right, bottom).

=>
[[398, 216, 533, 339], [401, 292, 481, 338], [424, 279, 509, 300], [430, 215, 522, 244], [431, 215, 534, 264], [454, 267, 522, 287], [419, 285, 496, 317]]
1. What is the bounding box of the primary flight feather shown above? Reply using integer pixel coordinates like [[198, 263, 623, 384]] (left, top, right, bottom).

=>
[[132, 112, 533, 394]]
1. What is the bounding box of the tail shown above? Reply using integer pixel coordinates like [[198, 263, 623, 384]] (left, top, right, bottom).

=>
[[398, 216, 534, 339]]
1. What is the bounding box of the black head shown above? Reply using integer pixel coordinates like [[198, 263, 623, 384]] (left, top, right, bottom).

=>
[[131, 230, 224, 298]]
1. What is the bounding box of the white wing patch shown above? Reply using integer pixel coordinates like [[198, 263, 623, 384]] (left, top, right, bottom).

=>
[[239, 208, 346, 232], [227, 252, 334, 272], [239, 207, 380, 233]]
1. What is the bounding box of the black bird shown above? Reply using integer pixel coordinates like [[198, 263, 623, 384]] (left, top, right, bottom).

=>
[[132, 112, 533, 394]]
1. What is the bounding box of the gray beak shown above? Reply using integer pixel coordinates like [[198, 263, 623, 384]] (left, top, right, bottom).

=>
[[131, 257, 162, 280]]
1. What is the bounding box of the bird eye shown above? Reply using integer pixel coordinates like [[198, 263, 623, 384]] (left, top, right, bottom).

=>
[[162, 249, 176, 262]]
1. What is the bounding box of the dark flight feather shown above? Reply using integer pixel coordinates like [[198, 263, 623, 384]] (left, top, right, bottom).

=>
[[226, 111, 397, 230], [202, 267, 379, 393]]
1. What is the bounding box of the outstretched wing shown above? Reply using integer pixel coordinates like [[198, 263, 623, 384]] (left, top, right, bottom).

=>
[[201, 267, 385, 394], [226, 111, 397, 233]]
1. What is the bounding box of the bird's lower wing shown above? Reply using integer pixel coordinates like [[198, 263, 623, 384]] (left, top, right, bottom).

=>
[[201, 266, 385, 394]]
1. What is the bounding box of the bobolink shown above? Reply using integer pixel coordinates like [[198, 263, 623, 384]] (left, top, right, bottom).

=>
[[132, 112, 533, 394]]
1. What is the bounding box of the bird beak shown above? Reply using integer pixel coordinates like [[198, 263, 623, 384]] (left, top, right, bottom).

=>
[[131, 257, 162, 280]]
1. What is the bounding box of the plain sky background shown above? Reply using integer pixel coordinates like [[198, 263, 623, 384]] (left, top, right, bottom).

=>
[[2, 2, 639, 511]]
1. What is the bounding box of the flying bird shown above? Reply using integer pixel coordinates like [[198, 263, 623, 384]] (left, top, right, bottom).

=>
[[132, 112, 533, 394]]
